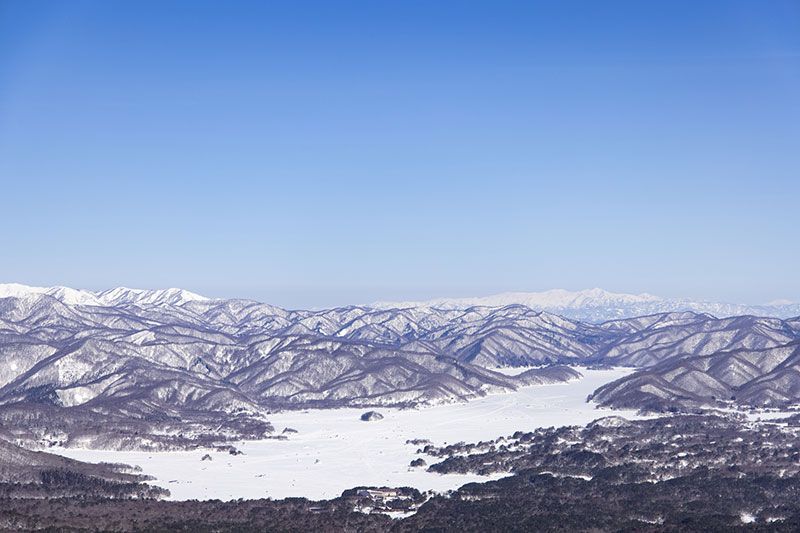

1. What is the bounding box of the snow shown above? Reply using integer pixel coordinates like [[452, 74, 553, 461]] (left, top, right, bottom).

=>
[[3, 283, 798, 320], [53, 368, 639, 501], [95, 287, 209, 306], [55, 386, 98, 407], [0, 283, 102, 306], [711, 406, 800, 422], [0, 283, 209, 307], [374, 288, 800, 321], [375, 288, 660, 310], [0, 283, 56, 299], [487, 366, 543, 376]]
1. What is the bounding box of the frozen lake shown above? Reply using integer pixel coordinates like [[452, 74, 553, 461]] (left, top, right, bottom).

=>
[[55, 367, 638, 501]]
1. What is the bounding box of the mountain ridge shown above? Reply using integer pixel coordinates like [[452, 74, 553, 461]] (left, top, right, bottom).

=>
[[2, 282, 800, 450], [0, 287, 590, 449], [0, 283, 209, 308], [3, 284, 799, 321], [375, 288, 800, 321]]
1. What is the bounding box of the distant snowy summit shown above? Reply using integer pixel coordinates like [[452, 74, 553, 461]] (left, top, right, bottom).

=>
[[94, 286, 209, 306], [377, 288, 660, 310], [0, 283, 208, 307], [375, 288, 800, 322], [1, 283, 798, 321]]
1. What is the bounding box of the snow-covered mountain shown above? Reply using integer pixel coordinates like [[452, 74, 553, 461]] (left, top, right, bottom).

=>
[[0, 283, 105, 306], [378, 288, 660, 309], [0, 284, 587, 449], [376, 288, 800, 322], [94, 286, 208, 306], [0, 283, 208, 308], [592, 339, 800, 412], [1, 283, 800, 450], [4, 284, 797, 321]]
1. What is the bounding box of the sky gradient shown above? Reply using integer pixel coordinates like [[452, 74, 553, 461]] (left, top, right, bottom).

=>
[[1, 1, 798, 308]]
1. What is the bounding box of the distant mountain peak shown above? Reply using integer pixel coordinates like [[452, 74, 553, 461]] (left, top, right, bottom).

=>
[[374, 288, 799, 322], [0, 283, 209, 307], [374, 288, 662, 310], [95, 287, 209, 306], [0, 283, 103, 306], [1, 283, 798, 322]]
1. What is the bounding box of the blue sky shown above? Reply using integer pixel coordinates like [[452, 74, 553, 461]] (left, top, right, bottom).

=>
[[1, 1, 798, 308]]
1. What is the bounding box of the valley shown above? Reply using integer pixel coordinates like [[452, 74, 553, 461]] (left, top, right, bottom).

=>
[[54, 367, 636, 500]]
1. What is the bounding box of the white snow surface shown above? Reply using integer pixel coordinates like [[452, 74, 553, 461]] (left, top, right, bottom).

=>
[[0, 283, 208, 307], [0, 283, 104, 306], [54, 368, 639, 501], [94, 287, 209, 306], [376, 288, 659, 310]]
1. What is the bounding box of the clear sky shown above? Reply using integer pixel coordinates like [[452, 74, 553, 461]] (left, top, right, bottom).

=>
[[1, 1, 798, 308]]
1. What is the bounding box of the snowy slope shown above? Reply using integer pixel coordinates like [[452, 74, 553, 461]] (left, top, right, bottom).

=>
[[0, 283, 104, 306], [0, 283, 207, 307]]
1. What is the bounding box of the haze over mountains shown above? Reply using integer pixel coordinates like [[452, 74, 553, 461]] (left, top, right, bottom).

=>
[[1, 283, 800, 451], [377, 288, 800, 322]]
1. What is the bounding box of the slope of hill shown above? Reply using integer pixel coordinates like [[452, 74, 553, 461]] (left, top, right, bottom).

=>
[[0, 436, 166, 498], [591, 341, 800, 411]]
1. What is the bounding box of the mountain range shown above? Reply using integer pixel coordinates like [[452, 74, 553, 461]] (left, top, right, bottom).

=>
[[0, 283, 208, 307], [0, 284, 586, 450], [4, 284, 798, 321], [377, 288, 800, 322], [2, 283, 800, 451]]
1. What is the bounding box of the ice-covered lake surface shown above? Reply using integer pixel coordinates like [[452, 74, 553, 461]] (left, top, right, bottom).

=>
[[55, 367, 639, 501]]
